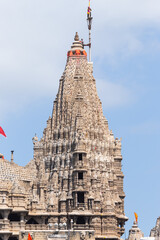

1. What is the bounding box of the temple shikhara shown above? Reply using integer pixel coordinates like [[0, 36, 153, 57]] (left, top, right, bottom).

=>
[[150, 217, 160, 240], [0, 31, 128, 240]]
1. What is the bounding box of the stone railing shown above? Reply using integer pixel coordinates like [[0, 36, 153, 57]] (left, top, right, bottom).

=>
[[10, 222, 21, 232], [25, 224, 48, 230], [73, 180, 85, 189], [0, 220, 5, 230], [117, 226, 125, 235], [73, 203, 87, 211], [73, 224, 94, 230]]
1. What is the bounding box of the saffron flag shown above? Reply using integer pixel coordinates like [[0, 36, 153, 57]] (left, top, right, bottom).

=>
[[0, 127, 6, 137], [87, 0, 91, 14], [134, 212, 138, 222], [28, 233, 32, 240]]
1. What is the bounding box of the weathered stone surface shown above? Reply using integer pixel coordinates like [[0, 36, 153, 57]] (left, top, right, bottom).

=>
[[150, 217, 160, 240], [128, 221, 144, 240], [0, 33, 127, 240]]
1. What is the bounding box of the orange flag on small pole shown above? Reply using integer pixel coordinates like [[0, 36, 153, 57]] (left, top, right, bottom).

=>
[[28, 233, 32, 240], [134, 212, 138, 223], [87, 0, 91, 14]]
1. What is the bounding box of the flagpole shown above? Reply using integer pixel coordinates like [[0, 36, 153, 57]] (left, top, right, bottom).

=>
[[87, 0, 93, 62], [89, 29, 91, 62]]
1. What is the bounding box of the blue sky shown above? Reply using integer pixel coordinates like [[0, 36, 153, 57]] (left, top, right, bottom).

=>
[[0, 0, 160, 237]]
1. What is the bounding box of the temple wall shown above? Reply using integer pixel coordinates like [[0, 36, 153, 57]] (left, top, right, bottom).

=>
[[20, 230, 95, 240]]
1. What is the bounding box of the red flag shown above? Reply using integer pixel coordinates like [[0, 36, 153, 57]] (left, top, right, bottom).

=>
[[0, 127, 6, 137], [28, 234, 32, 240]]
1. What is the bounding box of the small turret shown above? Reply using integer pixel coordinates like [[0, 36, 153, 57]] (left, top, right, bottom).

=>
[[74, 32, 79, 41], [128, 221, 144, 240], [11, 150, 14, 163]]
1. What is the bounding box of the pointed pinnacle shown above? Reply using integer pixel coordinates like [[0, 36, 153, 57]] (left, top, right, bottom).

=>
[[74, 32, 79, 41]]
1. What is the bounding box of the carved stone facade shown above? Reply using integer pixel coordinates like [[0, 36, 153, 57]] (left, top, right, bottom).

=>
[[150, 217, 160, 240], [0, 33, 127, 240], [128, 221, 144, 240]]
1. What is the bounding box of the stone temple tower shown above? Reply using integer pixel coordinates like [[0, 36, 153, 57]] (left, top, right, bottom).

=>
[[0, 32, 127, 240], [32, 32, 128, 239]]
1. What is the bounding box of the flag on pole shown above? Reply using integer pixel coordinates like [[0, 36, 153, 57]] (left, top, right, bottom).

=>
[[0, 127, 6, 137], [87, 0, 91, 14], [134, 212, 138, 223], [28, 233, 32, 240]]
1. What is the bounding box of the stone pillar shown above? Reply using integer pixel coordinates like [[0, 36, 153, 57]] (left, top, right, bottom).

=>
[[3, 234, 10, 240], [40, 186, 44, 202], [20, 213, 24, 222], [2, 210, 10, 231], [11, 150, 14, 164], [2, 210, 10, 220], [73, 216, 77, 229], [75, 193, 77, 207], [85, 217, 89, 228], [33, 185, 37, 199], [84, 193, 86, 207], [20, 213, 25, 230], [71, 219, 73, 230]]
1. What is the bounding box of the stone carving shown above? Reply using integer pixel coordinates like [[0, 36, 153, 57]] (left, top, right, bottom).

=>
[[80, 233, 86, 240], [128, 221, 144, 240], [0, 33, 127, 240], [150, 217, 160, 240]]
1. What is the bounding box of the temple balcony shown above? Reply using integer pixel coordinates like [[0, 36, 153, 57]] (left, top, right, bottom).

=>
[[25, 224, 48, 230], [73, 224, 94, 230], [72, 215, 94, 230], [73, 203, 87, 211], [117, 226, 125, 236], [73, 180, 86, 190], [0, 219, 7, 231], [9, 222, 21, 233]]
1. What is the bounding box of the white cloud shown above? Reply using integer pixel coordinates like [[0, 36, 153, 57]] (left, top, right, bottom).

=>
[[129, 120, 160, 135], [0, 0, 159, 121], [94, 0, 160, 26], [92, 0, 160, 59], [96, 79, 133, 109]]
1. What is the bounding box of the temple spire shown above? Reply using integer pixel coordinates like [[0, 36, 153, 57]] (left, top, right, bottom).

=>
[[74, 32, 79, 41]]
